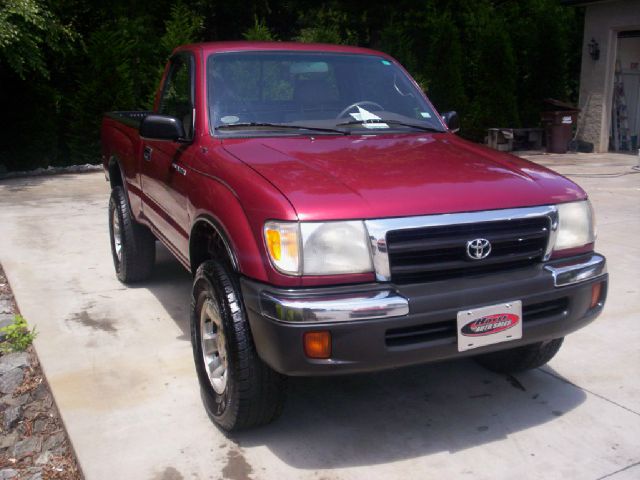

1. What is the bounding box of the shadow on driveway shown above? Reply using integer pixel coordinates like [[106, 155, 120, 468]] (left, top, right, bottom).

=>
[[142, 244, 587, 470], [133, 245, 192, 341], [234, 363, 584, 469]]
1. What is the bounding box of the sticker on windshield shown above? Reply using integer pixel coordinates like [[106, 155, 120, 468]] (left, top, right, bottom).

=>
[[420, 112, 432, 118], [349, 106, 389, 129], [221, 115, 239, 124], [381, 60, 392, 66]]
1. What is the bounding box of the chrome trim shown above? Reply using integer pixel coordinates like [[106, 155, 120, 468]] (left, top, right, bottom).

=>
[[171, 163, 187, 176], [466, 238, 492, 260], [365, 205, 558, 282], [544, 254, 606, 287], [260, 290, 409, 323]]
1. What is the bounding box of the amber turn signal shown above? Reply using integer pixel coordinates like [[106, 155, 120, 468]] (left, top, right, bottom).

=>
[[303, 331, 331, 359], [590, 282, 603, 308]]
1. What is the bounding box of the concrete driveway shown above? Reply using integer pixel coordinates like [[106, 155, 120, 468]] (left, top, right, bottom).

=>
[[0, 153, 638, 480]]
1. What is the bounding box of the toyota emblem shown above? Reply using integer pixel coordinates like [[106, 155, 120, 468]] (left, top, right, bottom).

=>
[[466, 238, 492, 260]]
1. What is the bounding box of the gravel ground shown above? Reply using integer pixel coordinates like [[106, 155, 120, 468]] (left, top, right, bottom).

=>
[[0, 265, 82, 480]]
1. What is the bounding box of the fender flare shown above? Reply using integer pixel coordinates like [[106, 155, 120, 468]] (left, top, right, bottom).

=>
[[189, 214, 240, 273], [107, 156, 126, 188]]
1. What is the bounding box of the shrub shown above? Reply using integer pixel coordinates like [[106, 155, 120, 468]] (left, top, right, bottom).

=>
[[1, 315, 37, 353], [243, 16, 275, 41]]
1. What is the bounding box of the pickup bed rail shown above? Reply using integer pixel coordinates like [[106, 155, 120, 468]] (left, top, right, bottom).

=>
[[104, 111, 153, 129]]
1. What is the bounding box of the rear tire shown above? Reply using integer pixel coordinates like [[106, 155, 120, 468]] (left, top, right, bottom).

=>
[[191, 260, 286, 431], [475, 338, 564, 373], [109, 186, 155, 283]]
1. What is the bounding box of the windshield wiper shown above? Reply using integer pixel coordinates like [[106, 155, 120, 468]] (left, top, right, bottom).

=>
[[336, 119, 443, 132], [215, 122, 349, 135]]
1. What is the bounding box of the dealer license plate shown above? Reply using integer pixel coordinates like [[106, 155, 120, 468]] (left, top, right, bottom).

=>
[[457, 301, 522, 352]]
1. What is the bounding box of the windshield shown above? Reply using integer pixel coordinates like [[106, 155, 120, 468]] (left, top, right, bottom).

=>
[[207, 51, 445, 135]]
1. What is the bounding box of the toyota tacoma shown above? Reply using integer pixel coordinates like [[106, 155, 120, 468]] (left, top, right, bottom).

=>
[[101, 41, 608, 431]]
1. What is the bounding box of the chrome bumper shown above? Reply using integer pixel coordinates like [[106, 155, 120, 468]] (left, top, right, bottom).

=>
[[544, 254, 607, 287], [259, 254, 606, 324], [260, 290, 409, 323]]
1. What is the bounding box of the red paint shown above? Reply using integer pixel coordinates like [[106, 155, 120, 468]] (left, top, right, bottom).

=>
[[461, 313, 520, 337], [222, 134, 585, 221], [550, 243, 594, 260], [101, 42, 592, 287]]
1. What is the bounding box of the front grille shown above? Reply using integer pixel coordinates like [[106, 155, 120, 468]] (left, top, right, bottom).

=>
[[386, 217, 550, 284], [385, 297, 569, 348]]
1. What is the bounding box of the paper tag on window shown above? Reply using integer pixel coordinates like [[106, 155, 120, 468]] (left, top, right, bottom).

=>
[[349, 106, 388, 128]]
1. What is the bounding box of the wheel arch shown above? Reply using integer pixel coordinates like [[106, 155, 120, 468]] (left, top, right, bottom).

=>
[[107, 156, 125, 189], [189, 215, 240, 275]]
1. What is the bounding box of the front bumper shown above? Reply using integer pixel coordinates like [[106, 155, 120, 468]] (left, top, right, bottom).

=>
[[241, 254, 608, 376]]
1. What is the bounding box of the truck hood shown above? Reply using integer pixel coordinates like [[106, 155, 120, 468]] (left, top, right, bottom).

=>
[[222, 133, 585, 221]]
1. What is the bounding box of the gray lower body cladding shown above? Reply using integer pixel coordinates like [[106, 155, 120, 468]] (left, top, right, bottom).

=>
[[241, 254, 608, 376]]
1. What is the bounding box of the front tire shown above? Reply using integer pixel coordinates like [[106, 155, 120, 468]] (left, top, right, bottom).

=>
[[191, 260, 286, 431], [475, 338, 564, 373], [108, 186, 155, 283]]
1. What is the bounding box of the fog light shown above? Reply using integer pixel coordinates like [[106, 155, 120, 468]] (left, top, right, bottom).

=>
[[303, 331, 331, 359], [590, 282, 603, 308]]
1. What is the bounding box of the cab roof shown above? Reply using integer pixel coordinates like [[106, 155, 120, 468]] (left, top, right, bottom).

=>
[[175, 41, 391, 59]]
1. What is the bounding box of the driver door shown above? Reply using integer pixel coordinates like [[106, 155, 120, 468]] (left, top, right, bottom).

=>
[[140, 53, 195, 255]]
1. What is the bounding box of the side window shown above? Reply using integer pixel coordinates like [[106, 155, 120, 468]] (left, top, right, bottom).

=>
[[159, 56, 194, 138]]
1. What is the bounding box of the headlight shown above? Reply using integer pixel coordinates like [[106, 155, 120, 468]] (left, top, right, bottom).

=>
[[264, 221, 373, 276], [264, 221, 300, 274], [554, 200, 595, 252], [301, 221, 372, 275]]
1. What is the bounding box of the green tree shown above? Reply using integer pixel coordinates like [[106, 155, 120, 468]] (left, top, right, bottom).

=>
[[68, 3, 204, 161], [296, 7, 358, 44], [161, 2, 205, 55], [504, 0, 581, 126], [378, 13, 422, 86], [423, 12, 467, 114], [154, 2, 205, 102], [0, 0, 77, 79], [0, 0, 586, 171], [468, 16, 520, 139], [243, 15, 275, 41]]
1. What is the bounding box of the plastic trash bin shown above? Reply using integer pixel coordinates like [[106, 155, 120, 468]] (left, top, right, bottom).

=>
[[540, 99, 580, 154]]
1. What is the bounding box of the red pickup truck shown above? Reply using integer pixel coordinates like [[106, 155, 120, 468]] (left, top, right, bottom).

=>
[[101, 41, 608, 431]]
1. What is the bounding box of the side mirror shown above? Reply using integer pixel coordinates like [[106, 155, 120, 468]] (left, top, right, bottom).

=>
[[140, 114, 186, 142], [441, 111, 460, 134]]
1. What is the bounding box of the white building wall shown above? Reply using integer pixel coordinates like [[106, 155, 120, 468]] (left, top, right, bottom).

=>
[[577, 0, 640, 152]]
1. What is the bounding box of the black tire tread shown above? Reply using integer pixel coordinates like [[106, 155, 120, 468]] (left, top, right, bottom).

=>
[[109, 186, 155, 283], [192, 260, 286, 431], [475, 338, 564, 373]]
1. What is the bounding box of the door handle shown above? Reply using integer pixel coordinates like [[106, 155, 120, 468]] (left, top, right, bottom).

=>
[[143, 146, 153, 162], [171, 163, 187, 176]]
